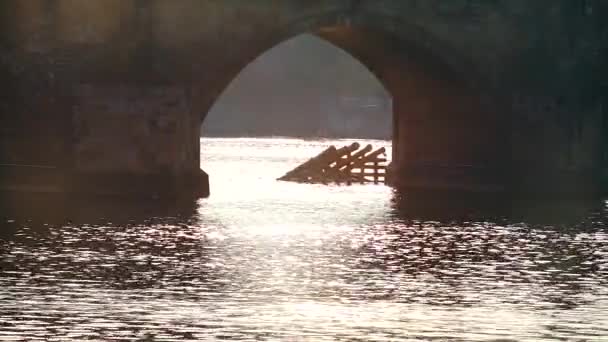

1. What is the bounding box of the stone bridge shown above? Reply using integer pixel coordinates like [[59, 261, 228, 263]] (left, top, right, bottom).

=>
[[0, 0, 607, 197]]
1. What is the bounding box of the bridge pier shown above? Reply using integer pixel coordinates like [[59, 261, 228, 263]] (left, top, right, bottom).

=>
[[389, 92, 605, 197], [2, 53, 213, 197], [65, 84, 209, 198], [385, 59, 510, 194], [506, 98, 604, 197], [0, 83, 209, 198]]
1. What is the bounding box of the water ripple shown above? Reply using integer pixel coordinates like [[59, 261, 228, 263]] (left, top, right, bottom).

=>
[[1, 138, 607, 341]]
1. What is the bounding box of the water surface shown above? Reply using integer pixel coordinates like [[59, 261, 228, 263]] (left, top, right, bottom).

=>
[[1, 138, 607, 341]]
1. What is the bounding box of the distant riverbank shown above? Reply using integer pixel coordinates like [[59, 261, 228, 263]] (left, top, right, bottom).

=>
[[200, 133, 391, 140]]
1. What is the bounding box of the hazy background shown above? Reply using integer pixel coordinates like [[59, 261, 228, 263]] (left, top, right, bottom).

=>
[[201, 34, 392, 139]]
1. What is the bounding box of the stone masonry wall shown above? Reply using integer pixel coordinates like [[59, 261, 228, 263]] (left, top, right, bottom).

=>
[[73, 85, 198, 176]]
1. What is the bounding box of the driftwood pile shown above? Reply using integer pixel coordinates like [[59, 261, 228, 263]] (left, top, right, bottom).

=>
[[278, 143, 388, 184]]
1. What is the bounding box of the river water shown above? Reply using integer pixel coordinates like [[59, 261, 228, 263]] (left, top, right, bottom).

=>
[[1, 137, 607, 341]]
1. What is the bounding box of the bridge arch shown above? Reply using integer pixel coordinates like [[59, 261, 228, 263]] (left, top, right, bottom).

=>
[[1, 1, 603, 197], [194, 10, 507, 192], [195, 9, 492, 123], [284, 10, 487, 87]]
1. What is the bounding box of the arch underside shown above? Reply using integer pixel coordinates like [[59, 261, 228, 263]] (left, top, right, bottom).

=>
[[203, 10, 488, 102]]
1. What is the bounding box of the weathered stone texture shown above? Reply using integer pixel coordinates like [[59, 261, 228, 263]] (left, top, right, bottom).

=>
[[73, 85, 198, 175]]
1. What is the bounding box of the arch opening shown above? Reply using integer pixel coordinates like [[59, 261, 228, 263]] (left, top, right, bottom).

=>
[[196, 19, 506, 193], [202, 33, 392, 140]]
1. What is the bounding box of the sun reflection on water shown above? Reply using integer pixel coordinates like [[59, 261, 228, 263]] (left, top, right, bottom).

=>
[[0, 138, 607, 341]]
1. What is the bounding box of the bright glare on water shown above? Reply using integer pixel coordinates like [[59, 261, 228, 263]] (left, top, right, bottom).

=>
[[1, 137, 607, 341]]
